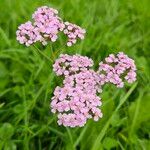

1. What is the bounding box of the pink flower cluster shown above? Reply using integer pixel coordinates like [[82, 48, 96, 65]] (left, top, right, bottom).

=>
[[51, 52, 137, 127], [16, 21, 40, 46], [98, 52, 137, 88], [63, 22, 86, 46], [16, 6, 85, 46], [51, 54, 103, 127], [32, 6, 64, 45]]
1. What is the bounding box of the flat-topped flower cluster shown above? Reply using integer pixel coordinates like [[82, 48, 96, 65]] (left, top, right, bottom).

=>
[[51, 52, 137, 127], [98, 52, 136, 88], [16, 6, 85, 46]]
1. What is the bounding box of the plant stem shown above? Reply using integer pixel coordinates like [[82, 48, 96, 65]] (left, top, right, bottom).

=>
[[33, 45, 53, 64]]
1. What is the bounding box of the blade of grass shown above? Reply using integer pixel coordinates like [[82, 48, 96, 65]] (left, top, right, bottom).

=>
[[73, 124, 89, 148], [66, 127, 74, 147], [0, 103, 5, 108], [0, 88, 11, 97], [118, 140, 125, 150], [0, 27, 11, 46], [129, 90, 143, 137], [48, 126, 65, 137]]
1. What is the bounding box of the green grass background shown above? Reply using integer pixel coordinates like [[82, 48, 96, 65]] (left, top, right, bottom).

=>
[[0, 0, 150, 149]]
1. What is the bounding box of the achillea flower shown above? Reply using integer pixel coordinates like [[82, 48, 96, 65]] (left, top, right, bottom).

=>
[[51, 54, 103, 127], [98, 52, 137, 87], [51, 53, 137, 127], [63, 22, 86, 46], [16, 21, 41, 46], [32, 6, 65, 45], [16, 6, 85, 46]]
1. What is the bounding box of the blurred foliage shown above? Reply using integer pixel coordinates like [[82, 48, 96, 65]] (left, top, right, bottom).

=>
[[0, 0, 150, 150]]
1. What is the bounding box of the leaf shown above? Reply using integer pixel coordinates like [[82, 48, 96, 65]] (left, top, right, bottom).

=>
[[129, 93, 150, 130], [103, 137, 118, 150], [4, 141, 17, 150], [0, 62, 9, 89], [0, 123, 14, 140], [138, 139, 150, 150]]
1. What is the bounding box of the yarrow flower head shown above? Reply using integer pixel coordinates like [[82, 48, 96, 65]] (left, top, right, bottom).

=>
[[16, 6, 85, 46], [51, 53, 137, 127], [32, 6, 65, 45], [63, 22, 86, 46], [98, 52, 137, 88], [51, 54, 102, 127], [16, 21, 40, 46], [51, 54, 103, 127]]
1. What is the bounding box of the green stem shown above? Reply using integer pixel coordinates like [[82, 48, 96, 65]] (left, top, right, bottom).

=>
[[33, 45, 53, 63]]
